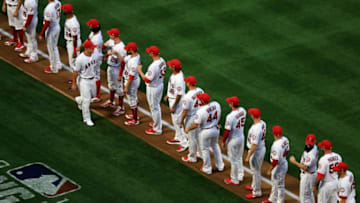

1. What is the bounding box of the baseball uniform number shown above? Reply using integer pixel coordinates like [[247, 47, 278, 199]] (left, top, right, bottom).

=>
[[207, 111, 218, 122], [159, 64, 166, 79], [235, 117, 245, 128], [329, 163, 339, 174]]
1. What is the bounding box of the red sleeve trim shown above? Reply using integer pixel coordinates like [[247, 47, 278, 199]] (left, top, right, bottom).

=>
[[119, 61, 125, 77], [144, 77, 151, 83], [317, 173, 324, 179], [102, 44, 107, 50], [24, 15, 33, 29], [339, 196, 347, 200], [40, 20, 50, 36], [129, 75, 134, 80], [271, 160, 278, 167], [222, 130, 230, 143]]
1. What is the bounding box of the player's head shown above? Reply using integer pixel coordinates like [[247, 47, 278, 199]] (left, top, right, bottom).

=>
[[83, 40, 97, 55], [184, 76, 197, 88], [248, 108, 261, 121], [61, 4, 73, 15], [272, 125, 282, 140], [318, 139, 332, 153], [304, 134, 316, 152], [333, 162, 348, 176], [124, 42, 138, 53], [146, 46, 160, 58], [226, 96, 239, 109], [86, 19, 101, 33], [197, 93, 210, 105], [107, 28, 120, 40], [167, 59, 182, 73]]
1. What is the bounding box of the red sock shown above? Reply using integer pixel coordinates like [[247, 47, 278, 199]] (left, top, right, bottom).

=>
[[132, 107, 138, 120], [118, 95, 124, 108], [18, 29, 24, 44], [110, 90, 116, 102], [10, 27, 16, 41], [96, 80, 101, 97]]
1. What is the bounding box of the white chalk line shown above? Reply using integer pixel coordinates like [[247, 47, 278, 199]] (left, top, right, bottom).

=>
[[0, 28, 300, 201]]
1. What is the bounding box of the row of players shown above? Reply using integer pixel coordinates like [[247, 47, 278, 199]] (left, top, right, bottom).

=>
[[2, 0, 356, 203]]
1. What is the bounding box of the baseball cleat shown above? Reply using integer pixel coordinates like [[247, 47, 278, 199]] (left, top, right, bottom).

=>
[[77, 103, 82, 111], [112, 106, 125, 116], [245, 185, 253, 191], [262, 200, 272, 203], [176, 146, 188, 152], [4, 39, 16, 46], [238, 175, 244, 182], [101, 100, 115, 108], [181, 156, 197, 163], [196, 151, 202, 159], [245, 193, 262, 199], [125, 114, 139, 120], [166, 139, 181, 145], [14, 43, 25, 51], [224, 179, 239, 185], [67, 79, 73, 84], [145, 128, 161, 135], [44, 67, 58, 74], [84, 120, 94, 127], [24, 58, 38, 64], [200, 166, 212, 175], [19, 53, 28, 58], [149, 121, 154, 127], [90, 96, 101, 103], [124, 119, 140, 126]]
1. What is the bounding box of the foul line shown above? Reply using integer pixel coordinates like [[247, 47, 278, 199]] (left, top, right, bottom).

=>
[[0, 28, 300, 201]]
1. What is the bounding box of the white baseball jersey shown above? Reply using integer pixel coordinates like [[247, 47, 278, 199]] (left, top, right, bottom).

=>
[[224, 108, 246, 139], [270, 136, 290, 166], [300, 146, 318, 173], [145, 58, 166, 87], [246, 120, 266, 152], [23, 0, 38, 18], [123, 54, 140, 81], [64, 16, 80, 42], [43, 0, 61, 29], [75, 50, 103, 79], [182, 87, 204, 116], [89, 31, 103, 52], [338, 171, 356, 201], [317, 152, 342, 182], [106, 41, 126, 67], [194, 101, 221, 129], [6, 0, 18, 6], [167, 71, 185, 99]]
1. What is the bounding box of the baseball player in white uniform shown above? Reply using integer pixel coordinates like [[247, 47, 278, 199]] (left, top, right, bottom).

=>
[[122, 42, 141, 125], [334, 162, 356, 203], [39, 0, 62, 74], [137, 46, 166, 135], [101, 28, 126, 116], [71, 40, 103, 127], [245, 108, 266, 199], [61, 4, 81, 73], [263, 126, 290, 203], [180, 76, 203, 163], [222, 96, 246, 185], [313, 140, 342, 203], [290, 134, 318, 203], [164, 59, 186, 152], [19, 0, 38, 63], [2, 0, 25, 51], [185, 93, 224, 175]]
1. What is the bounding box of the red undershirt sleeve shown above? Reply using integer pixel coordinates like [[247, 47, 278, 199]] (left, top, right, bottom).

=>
[[144, 77, 151, 83], [24, 15, 33, 29], [339, 196, 347, 200], [129, 75, 134, 80], [222, 129, 230, 143], [317, 173, 324, 179], [40, 20, 50, 37], [271, 160, 278, 167]]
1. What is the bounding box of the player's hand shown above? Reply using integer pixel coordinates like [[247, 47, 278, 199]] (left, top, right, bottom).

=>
[[289, 156, 296, 164], [170, 106, 175, 113], [124, 87, 128, 94], [38, 35, 43, 41], [13, 10, 18, 17], [76, 47, 81, 52], [221, 142, 227, 153], [184, 128, 189, 134], [23, 27, 27, 32], [2, 4, 6, 12], [163, 95, 168, 102], [312, 186, 317, 194], [71, 83, 77, 91], [245, 155, 250, 163], [117, 75, 122, 81], [267, 168, 272, 176], [136, 65, 142, 72]]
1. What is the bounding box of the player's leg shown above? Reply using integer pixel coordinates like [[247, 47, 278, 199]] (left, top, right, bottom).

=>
[[328, 182, 339, 203], [66, 41, 74, 69], [45, 32, 55, 71], [268, 169, 279, 202], [95, 63, 101, 101], [27, 17, 38, 61], [52, 29, 61, 71], [210, 129, 224, 171], [317, 182, 330, 203], [184, 116, 196, 160], [194, 127, 202, 158], [5, 6, 17, 45], [113, 73, 125, 115], [199, 130, 212, 174], [125, 78, 140, 122], [102, 67, 116, 107], [227, 138, 240, 183], [276, 165, 287, 203], [151, 84, 163, 133], [14, 6, 25, 51], [238, 137, 245, 181]]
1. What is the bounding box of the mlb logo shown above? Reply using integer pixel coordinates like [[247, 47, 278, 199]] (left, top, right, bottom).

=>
[[7, 163, 80, 198]]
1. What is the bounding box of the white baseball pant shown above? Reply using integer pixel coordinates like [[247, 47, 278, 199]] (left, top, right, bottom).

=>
[[75, 78, 96, 122], [318, 180, 338, 203], [227, 135, 245, 184], [45, 26, 61, 71], [107, 66, 123, 95], [7, 5, 24, 30], [24, 16, 38, 60], [169, 98, 187, 145], [66, 40, 81, 70], [249, 147, 266, 196], [146, 84, 163, 133], [184, 115, 202, 160], [269, 162, 288, 203], [299, 172, 316, 203], [95, 62, 101, 80], [199, 127, 224, 174], [125, 78, 140, 108]]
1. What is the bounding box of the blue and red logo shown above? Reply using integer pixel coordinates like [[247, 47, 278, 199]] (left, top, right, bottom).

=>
[[7, 163, 80, 198]]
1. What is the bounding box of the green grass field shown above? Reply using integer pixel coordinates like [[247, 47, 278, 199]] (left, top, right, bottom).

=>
[[0, 59, 247, 202]]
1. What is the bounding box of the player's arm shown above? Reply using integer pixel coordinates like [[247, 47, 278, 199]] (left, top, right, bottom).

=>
[[179, 109, 188, 129], [289, 156, 309, 171], [2, 0, 6, 13], [245, 144, 257, 162], [72, 36, 78, 58], [185, 122, 199, 134], [170, 95, 182, 113], [14, 0, 22, 17], [137, 65, 153, 84], [71, 71, 79, 91], [312, 165, 325, 193]]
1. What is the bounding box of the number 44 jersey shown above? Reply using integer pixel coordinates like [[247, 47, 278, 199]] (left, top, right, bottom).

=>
[[194, 101, 221, 129]]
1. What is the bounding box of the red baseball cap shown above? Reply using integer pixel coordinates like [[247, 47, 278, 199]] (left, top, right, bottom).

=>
[[124, 42, 138, 51], [272, 125, 282, 135], [146, 46, 160, 55], [83, 40, 97, 49], [226, 96, 239, 106], [167, 59, 182, 71], [318, 139, 332, 150], [248, 108, 261, 118], [107, 28, 120, 37], [184, 76, 197, 86], [86, 19, 100, 28], [197, 93, 210, 103], [61, 4, 73, 13], [305, 134, 316, 145], [333, 162, 348, 171]]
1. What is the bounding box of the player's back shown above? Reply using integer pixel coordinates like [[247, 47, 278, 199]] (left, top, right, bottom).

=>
[[197, 101, 221, 129], [226, 107, 246, 139], [247, 120, 266, 151], [183, 87, 204, 116], [124, 54, 140, 81], [271, 136, 290, 166], [89, 31, 103, 52], [147, 57, 166, 87], [318, 152, 342, 182], [24, 0, 38, 17], [44, 0, 61, 28]]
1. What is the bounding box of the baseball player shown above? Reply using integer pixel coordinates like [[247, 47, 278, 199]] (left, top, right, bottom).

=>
[[289, 134, 318, 203], [180, 76, 203, 163], [137, 46, 166, 135], [101, 28, 126, 116], [263, 126, 290, 203], [122, 42, 141, 125], [61, 4, 81, 73], [19, 0, 38, 63], [164, 59, 186, 152], [334, 162, 356, 203], [39, 0, 62, 74], [2, 0, 25, 51], [222, 96, 246, 185], [184, 93, 224, 174], [313, 140, 342, 203], [71, 40, 103, 127], [245, 108, 266, 199]]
